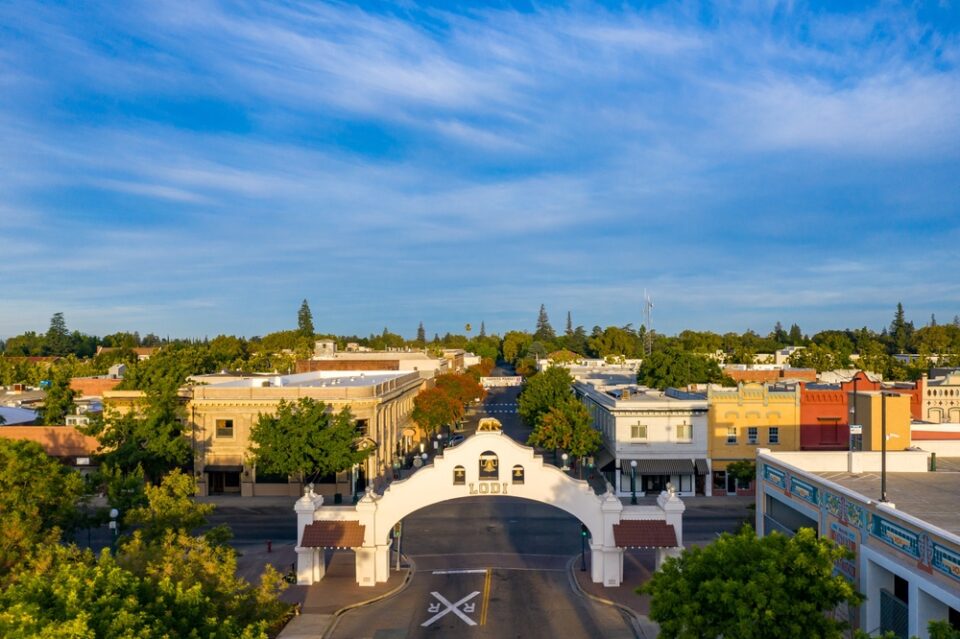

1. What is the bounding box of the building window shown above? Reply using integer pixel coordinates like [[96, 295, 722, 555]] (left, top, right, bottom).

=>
[[676, 423, 692, 442], [631, 424, 648, 440], [768, 427, 780, 444], [747, 427, 758, 444], [726, 427, 737, 444], [215, 419, 234, 438]]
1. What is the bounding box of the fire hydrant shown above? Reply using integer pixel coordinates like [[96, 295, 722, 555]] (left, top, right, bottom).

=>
[[267, 540, 272, 553]]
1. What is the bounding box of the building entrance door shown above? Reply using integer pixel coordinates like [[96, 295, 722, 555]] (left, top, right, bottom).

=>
[[643, 474, 669, 493], [726, 473, 737, 495]]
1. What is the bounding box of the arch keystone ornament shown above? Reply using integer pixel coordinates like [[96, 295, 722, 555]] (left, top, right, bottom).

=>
[[294, 430, 685, 587]]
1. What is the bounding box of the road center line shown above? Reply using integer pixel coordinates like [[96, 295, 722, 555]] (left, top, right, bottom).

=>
[[480, 568, 492, 626], [431, 569, 487, 575]]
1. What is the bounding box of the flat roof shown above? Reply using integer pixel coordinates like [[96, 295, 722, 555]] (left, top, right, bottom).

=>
[[814, 468, 960, 536], [207, 370, 411, 389]]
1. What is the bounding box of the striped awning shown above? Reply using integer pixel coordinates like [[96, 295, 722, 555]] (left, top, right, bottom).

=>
[[630, 459, 695, 475], [694, 458, 710, 475]]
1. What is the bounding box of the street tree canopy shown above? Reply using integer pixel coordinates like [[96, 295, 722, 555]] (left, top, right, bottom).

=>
[[637, 347, 729, 390], [434, 373, 486, 406], [642, 526, 862, 639], [124, 468, 219, 543], [518, 365, 574, 427], [248, 398, 370, 483], [412, 387, 463, 436], [527, 398, 601, 458]]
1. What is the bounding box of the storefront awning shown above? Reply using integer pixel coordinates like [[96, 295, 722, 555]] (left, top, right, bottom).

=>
[[694, 458, 710, 475], [593, 448, 615, 472], [632, 459, 695, 475], [204, 465, 242, 473], [613, 520, 678, 548], [300, 521, 366, 549]]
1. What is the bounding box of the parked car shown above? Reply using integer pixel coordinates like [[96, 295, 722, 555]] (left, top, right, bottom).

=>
[[447, 434, 466, 447]]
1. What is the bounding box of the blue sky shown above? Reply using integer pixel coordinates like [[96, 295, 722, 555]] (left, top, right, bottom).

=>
[[1, 1, 959, 340]]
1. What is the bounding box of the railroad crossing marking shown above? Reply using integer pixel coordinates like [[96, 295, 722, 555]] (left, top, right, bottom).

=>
[[422, 591, 480, 627]]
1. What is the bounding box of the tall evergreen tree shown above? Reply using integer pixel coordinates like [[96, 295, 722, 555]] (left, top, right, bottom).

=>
[[479, 321, 486, 338], [566, 311, 573, 336], [41, 367, 76, 425], [772, 321, 788, 344], [297, 299, 315, 337], [930, 313, 937, 327], [534, 304, 556, 342], [954, 315, 960, 328], [889, 302, 914, 354], [788, 323, 804, 345], [416, 322, 426, 344], [45, 312, 70, 356]]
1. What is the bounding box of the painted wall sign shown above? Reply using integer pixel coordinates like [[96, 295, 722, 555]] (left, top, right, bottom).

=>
[[790, 476, 819, 506], [829, 522, 858, 581], [870, 515, 920, 558], [932, 542, 960, 583], [763, 464, 787, 490]]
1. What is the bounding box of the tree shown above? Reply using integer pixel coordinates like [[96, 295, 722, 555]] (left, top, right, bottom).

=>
[[298, 299, 315, 337], [725, 460, 756, 488], [44, 311, 70, 356], [83, 389, 191, 482], [40, 365, 76, 425], [416, 322, 426, 345], [772, 321, 788, 345], [501, 331, 533, 364], [518, 365, 574, 427], [890, 302, 914, 354], [565, 311, 573, 336], [527, 398, 601, 458], [248, 398, 370, 484], [434, 373, 486, 407], [0, 439, 86, 578], [642, 527, 862, 639], [788, 323, 804, 345], [123, 469, 217, 543], [637, 347, 728, 390], [412, 387, 464, 436], [534, 304, 556, 342], [479, 321, 486, 338]]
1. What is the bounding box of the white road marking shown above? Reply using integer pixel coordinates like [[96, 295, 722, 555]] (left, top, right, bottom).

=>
[[422, 591, 480, 627], [431, 569, 487, 574]]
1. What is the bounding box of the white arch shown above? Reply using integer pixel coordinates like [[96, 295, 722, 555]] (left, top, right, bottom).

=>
[[294, 430, 684, 588]]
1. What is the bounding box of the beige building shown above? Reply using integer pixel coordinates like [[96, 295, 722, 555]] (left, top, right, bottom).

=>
[[190, 370, 424, 498], [922, 371, 960, 423]]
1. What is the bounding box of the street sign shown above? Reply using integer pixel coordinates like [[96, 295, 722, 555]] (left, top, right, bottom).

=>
[[849, 424, 862, 435]]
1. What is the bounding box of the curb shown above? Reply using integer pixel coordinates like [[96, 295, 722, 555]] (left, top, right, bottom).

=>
[[565, 556, 656, 639], [319, 555, 416, 639]]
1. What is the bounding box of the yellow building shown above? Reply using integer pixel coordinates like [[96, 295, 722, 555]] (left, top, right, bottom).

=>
[[707, 383, 801, 495], [189, 370, 424, 498], [851, 391, 912, 451]]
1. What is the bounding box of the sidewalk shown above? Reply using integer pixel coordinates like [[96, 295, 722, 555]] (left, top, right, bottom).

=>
[[571, 549, 661, 639], [277, 550, 410, 639]]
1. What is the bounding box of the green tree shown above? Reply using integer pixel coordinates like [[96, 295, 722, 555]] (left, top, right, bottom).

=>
[[479, 321, 487, 338], [434, 373, 486, 407], [788, 343, 843, 372], [502, 330, 533, 363], [788, 323, 804, 345], [44, 311, 70, 356], [298, 299, 315, 337], [637, 347, 728, 390], [123, 469, 217, 543], [588, 325, 641, 358], [518, 365, 574, 427], [84, 389, 191, 481], [248, 398, 370, 483], [642, 527, 862, 639], [534, 304, 556, 342], [890, 302, 914, 354], [527, 398, 601, 459], [412, 387, 464, 436], [416, 322, 426, 345], [0, 439, 86, 578], [40, 365, 76, 425]]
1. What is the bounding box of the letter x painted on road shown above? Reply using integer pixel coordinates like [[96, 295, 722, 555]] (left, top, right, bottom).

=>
[[421, 591, 479, 627]]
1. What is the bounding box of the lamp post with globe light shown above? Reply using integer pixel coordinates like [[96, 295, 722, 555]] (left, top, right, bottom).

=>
[[630, 460, 638, 505]]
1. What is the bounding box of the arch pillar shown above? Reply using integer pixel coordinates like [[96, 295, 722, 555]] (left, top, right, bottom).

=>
[[294, 488, 325, 585]]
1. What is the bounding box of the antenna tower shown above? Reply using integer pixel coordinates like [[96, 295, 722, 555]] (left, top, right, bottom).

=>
[[643, 290, 654, 355]]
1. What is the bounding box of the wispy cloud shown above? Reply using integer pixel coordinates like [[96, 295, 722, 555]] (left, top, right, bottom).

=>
[[0, 1, 957, 338]]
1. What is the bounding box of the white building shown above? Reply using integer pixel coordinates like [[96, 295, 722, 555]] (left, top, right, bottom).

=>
[[574, 378, 710, 497], [756, 449, 960, 638]]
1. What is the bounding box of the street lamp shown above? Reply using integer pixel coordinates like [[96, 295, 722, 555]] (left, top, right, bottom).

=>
[[880, 391, 900, 503], [848, 375, 860, 452], [109, 508, 119, 551], [561, 453, 569, 471], [630, 460, 638, 505]]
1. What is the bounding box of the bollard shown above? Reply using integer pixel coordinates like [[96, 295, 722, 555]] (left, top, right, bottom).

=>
[[930, 452, 937, 472], [267, 540, 272, 553]]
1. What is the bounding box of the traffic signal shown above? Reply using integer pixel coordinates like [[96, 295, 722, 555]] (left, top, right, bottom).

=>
[[580, 523, 588, 538]]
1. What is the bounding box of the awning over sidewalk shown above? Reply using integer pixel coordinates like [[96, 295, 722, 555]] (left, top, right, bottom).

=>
[[632, 459, 695, 475], [694, 458, 710, 475], [203, 465, 243, 473], [594, 448, 615, 472], [301, 521, 366, 549], [613, 520, 678, 548]]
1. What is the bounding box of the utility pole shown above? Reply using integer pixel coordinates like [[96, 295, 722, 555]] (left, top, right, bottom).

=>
[[643, 290, 654, 356]]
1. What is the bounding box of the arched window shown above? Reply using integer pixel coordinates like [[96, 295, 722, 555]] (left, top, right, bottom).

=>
[[512, 465, 525, 485], [453, 465, 466, 485], [479, 451, 499, 480]]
